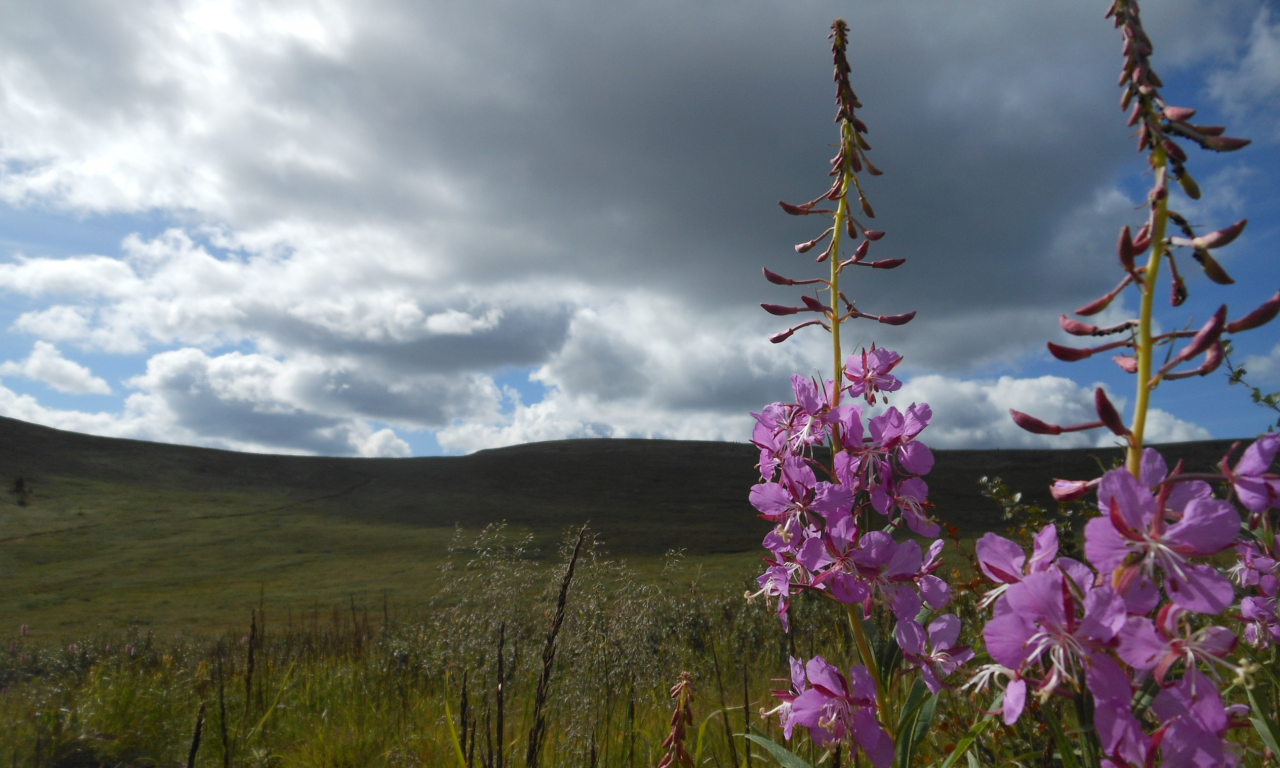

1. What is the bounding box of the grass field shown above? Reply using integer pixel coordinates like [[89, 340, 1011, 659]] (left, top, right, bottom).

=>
[[0, 414, 1239, 638]]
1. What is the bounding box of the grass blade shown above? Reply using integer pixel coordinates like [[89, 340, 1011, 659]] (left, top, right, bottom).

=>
[[741, 733, 814, 768], [1040, 705, 1082, 768], [936, 715, 993, 768], [1247, 686, 1280, 758]]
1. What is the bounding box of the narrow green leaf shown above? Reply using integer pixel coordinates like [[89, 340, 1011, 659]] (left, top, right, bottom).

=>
[[911, 694, 938, 749], [936, 715, 993, 768], [895, 678, 931, 768], [1247, 687, 1280, 758], [442, 672, 469, 768], [741, 733, 815, 768], [1040, 705, 1082, 768]]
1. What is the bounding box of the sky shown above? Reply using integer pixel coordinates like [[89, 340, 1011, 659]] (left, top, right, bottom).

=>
[[0, 0, 1277, 458]]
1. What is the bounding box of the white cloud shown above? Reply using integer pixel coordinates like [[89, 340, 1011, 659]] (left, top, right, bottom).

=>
[[1243, 341, 1280, 385], [0, 341, 111, 394], [1209, 7, 1280, 137]]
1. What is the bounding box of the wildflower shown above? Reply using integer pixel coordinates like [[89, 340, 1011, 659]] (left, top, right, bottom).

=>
[[1231, 536, 1278, 596], [983, 570, 1127, 714], [1224, 432, 1280, 513], [1150, 667, 1239, 768], [1240, 596, 1280, 648], [870, 475, 938, 536], [1084, 466, 1239, 614], [974, 524, 1060, 607], [1117, 606, 1238, 683], [843, 346, 903, 405], [895, 614, 974, 693], [789, 657, 893, 767], [764, 657, 809, 739]]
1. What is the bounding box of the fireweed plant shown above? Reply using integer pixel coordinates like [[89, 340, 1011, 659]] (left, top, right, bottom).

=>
[[751, 9, 1280, 768], [965, 2, 1280, 767], [749, 19, 959, 768]]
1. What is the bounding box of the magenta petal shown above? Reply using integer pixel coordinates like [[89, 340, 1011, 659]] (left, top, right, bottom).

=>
[[1237, 433, 1279, 476], [899, 441, 934, 475], [804, 656, 846, 698], [1029, 525, 1059, 572], [885, 540, 923, 579], [1165, 479, 1211, 514], [1097, 468, 1157, 530], [919, 575, 951, 609], [1117, 574, 1160, 614], [1166, 563, 1236, 614], [813, 482, 856, 519], [1003, 678, 1027, 725], [976, 533, 1026, 584], [984, 612, 1034, 669], [831, 573, 870, 604], [1056, 557, 1096, 592], [848, 664, 877, 701], [928, 614, 962, 649], [749, 483, 794, 517], [797, 536, 833, 571], [853, 708, 894, 768], [1164, 498, 1240, 556], [1084, 516, 1131, 573], [1138, 448, 1168, 489], [1236, 476, 1280, 514], [1005, 571, 1067, 630], [890, 586, 923, 621], [895, 619, 927, 655], [1086, 652, 1132, 704]]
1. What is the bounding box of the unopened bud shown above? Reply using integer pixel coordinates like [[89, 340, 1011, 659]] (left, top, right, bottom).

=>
[[863, 229, 886, 241], [1170, 274, 1187, 306], [1176, 173, 1201, 200], [1132, 222, 1152, 253], [1163, 140, 1187, 163], [795, 227, 834, 254], [1192, 249, 1235, 285], [1173, 305, 1227, 364], [1051, 479, 1095, 502], [877, 311, 916, 326], [1048, 342, 1093, 362], [869, 258, 906, 269], [1226, 290, 1280, 334], [801, 295, 829, 313], [1126, 103, 1142, 127], [1112, 356, 1139, 373], [1061, 315, 1099, 336], [1117, 225, 1135, 271], [763, 268, 794, 286], [1193, 219, 1247, 250], [1189, 123, 1225, 137], [864, 157, 883, 176], [1203, 135, 1252, 152], [851, 240, 871, 263], [762, 304, 800, 316], [1010, 409, 1063, 435], [853, 118, 869, 133], [1163, 106, 1196, 121], [1095, 387, 1131, 436], [778, 201, 811, 216], [860, 197, 875, 218]]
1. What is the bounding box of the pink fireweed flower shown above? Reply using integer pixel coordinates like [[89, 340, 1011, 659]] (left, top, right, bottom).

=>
[[1117, 605, 1238, 683], [1241, 596, 1280, 648], [1225, 432, 1280, 513], [852, 533, 948, 620], [751, 456, 855, 553], [962, 664, 1025, 725], [895, 614, 974, 694], [975, 524, 1061, 608], [749, 557, 805, 633], [763, 657, 809, 739], [843, 346, 903, 405], [1086, 654, 1152, 768], [1150, 667, 1241, 768], [871, 475, 938, 537], [983, 570, 1127, 718], [1230, 535, 1279, 596], [798, 515, 871, 604], [789, 657, 893, 767], [789, 375, 845, 452], [1084, 466, 1240, 614]]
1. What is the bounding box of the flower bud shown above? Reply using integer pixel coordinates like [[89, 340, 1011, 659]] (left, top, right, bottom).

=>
[[1048, 342, 1093, 361], [1051, 479, 1095, 502], [1163, 106, 1196, 121], [1132, 222, 1152, 253], [778, 201, 811, 216], [1172, 305, 1227, 364], [1192, 249, 1235, 285], [1061, 315, 1099, 336], [1165, 341, 1224, 380], [801, 295, 830, 313], [1117, 225, 1136, 272], [1192, 219, 1247, 250], [1126, 103, 1142, 127], [1095, 387, 1131, 436], [863, 157, 883, 176], [860, 197, 875, 218], [869, 258, 906, 269], [852, 240, 871, 263], [853, 117, 869, 133], [863, 229, 886, 241], [1176, 172, 1200, 200], [1010, 409, 1063, 435], [877, 311, 916, 325], [1112, 355, 1138, 373], [762, 268, 795, 286], [1226, 290, 1280, 334], [1203, 135, 1251, 152], [762, 304, 800, 316], [1189, 123, 1225, 137], [1162, 140, 1187, 163], [795, 227, 835, 254], [1075, 293, 1117, 317]]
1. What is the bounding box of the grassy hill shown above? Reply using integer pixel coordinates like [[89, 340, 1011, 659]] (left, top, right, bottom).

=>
[[0, 415, 1241, 637]]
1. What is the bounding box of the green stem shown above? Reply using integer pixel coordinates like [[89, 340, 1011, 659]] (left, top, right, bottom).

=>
[[829, 121, 854, 409], [845, 604, 888, 723], [1128, 146, 1169, 477]]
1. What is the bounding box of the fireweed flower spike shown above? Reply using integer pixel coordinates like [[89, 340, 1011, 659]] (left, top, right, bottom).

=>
[[752, 21, 966, 766], [1012, 0, 1275, 480]]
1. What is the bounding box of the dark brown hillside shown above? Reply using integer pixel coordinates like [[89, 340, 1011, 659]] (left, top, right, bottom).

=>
[[0, 415, 1246, 556]]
